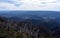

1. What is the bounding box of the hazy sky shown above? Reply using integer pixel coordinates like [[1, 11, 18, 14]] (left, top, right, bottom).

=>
[[0, 0, 60, 11]]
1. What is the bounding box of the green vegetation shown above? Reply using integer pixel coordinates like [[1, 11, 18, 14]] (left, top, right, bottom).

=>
[[0, 17, 60, 38]]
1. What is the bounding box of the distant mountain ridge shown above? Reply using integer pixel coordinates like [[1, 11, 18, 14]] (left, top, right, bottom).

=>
[[0, 11, 60, 17], [0, 11, 60, 22]]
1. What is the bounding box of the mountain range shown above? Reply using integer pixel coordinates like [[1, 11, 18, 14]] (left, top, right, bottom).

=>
[[0, 11, 60, 38], [0, 11, 60, 22]]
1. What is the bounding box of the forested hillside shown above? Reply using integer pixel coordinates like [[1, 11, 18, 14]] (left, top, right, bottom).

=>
[[0, 16, 60, 38]]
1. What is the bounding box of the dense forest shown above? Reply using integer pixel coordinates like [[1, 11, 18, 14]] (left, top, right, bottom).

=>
[[0, 16, 60, 38]]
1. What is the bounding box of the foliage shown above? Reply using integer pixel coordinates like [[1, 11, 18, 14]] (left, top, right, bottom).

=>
[[0, 17, 60, 38]]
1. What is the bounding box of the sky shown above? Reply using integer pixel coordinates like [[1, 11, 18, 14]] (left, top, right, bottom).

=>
[[0, 0, 60, 11]]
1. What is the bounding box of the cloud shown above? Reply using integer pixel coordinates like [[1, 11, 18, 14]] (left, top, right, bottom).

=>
[[0, 2, 18, 10], [0, 0, 60, 11]]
